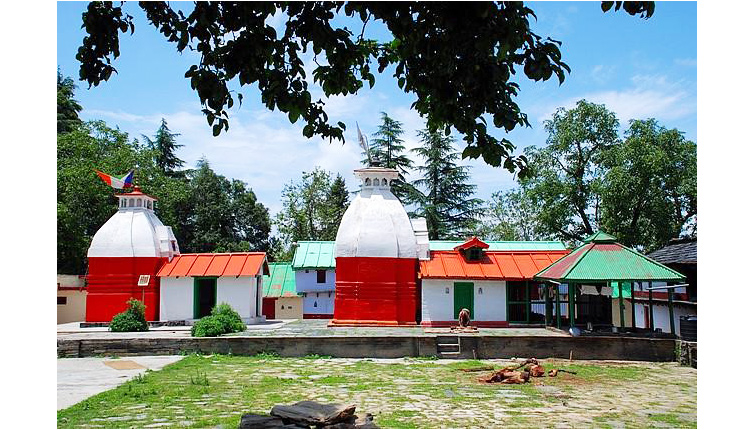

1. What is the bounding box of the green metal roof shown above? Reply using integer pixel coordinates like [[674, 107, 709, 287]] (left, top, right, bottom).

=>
[[291, 241, 336, 270], [262, 262, 298, 297], [535, 231, 685, 282], [429, 240, 568, 251]]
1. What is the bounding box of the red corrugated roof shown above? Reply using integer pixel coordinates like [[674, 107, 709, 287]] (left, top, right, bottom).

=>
[[419, 250, 570, 280], [157, 253, 269, 278]]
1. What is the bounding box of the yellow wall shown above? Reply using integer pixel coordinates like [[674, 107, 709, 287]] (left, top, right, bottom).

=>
[[58, 290, 87, 324], [611, 298, 634, 328], [275, 296, 303, 319]]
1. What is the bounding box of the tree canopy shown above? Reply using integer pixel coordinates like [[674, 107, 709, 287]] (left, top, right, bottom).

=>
[[482, 100, 696, 251], [57, 69, 83, 134], [142, 119, 185, 175], [275, 168, 351, 260], [408, 128, 484, 240], [362, 112, 415, 203], [75, 1, 654, 175]]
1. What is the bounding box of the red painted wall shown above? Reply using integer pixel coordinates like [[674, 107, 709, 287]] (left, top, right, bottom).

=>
[[86, 257, 166, 322], [332, 257, 419, 325]]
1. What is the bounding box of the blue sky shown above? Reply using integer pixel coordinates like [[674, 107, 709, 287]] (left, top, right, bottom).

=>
[[57, 2, 697, 215]]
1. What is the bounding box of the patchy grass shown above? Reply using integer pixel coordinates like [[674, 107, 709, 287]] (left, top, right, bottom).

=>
[[57, 355, 696, 429]]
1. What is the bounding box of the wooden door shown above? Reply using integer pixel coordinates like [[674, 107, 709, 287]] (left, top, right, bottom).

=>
[[453, 282, 474, 320]]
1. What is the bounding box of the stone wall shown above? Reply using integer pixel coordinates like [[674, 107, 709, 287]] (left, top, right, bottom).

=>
[[58, 335, 676, 362]]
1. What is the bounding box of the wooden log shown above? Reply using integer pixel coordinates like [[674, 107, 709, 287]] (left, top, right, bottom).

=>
[[271, 401, 356, 427], [239, 414, 307, 429]]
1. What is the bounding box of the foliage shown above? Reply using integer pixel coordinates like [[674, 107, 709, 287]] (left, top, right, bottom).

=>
[[181, 158, 273, 253], [191, 303, 246, 337], [478, 189, 542, 241], [523, 100, 620, 242], [487, 101, 696, 251], [408, 128, 484, 240], [57, 69, 83, 134], [363, 112, 416, 202], [599, 119, 697, 251], [275, 168, 350, 259], [109, 298, 149, 332], [75, 2, 653, 173], [142, 119, 185, 175]]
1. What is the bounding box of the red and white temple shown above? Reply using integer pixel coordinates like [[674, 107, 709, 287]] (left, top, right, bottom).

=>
[[331, 167, 421, 326], [85, 186, 179, 322]]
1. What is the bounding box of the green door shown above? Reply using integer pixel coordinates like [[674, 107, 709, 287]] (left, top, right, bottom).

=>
[[194, 277, 217, 319], [453, 282, 474, 320]]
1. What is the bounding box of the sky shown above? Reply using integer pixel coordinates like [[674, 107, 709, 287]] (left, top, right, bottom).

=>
[[56, 2, 697, 216]]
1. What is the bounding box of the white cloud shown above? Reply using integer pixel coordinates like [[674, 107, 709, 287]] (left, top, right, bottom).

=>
[[533, 73, 696, 125]]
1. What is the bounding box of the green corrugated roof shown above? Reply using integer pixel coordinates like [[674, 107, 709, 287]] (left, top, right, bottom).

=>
[[262, 262, 298, 297], [291, 241, 336, 269], [535, 231, 685, 282], [428, 240, 568, 251]]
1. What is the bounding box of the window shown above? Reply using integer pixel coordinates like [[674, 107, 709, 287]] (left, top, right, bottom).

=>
[[147, 200, 152, 209], [137, 198, 142, 207], [507, 281, 547, 324], [365, 178, 372, 186], [129, 198, 134, 207], [120, 199, 126, 207], [381, 178, 388, 186], [316, 270, 326, 284], [281, 305, 285, 310], [57, 296, 67, 305], [467, 248, 482, 261]]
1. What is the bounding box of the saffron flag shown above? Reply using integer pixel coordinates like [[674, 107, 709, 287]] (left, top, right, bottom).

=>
[[96, 169, 134, 189]]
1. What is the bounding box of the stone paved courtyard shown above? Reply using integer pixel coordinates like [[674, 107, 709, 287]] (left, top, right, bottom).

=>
[[57, 355, 697, 429]]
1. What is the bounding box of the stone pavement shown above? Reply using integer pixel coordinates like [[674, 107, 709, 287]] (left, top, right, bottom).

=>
[[57, 319, 567, 340], [57, 355, 184, 410]]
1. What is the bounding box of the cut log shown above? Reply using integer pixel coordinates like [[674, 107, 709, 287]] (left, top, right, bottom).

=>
[[271, 401, 356, 427], [323, 414, 379, 429], [529, 365, 545, 377]]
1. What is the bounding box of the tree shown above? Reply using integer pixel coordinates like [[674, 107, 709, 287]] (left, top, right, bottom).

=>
[[363, 112, 415, 202], [275, 168, 350, 259], [57, 69, 82, 134], [479, 189, 542, 241], [523, 100, 620, 242], [408, 128, 484, 240], [599, 119, 697, 251], [74, 1, 653, 174], [142, 119, 185, 176], [322, 174, 350, 240], [185, 158, 272, 253]]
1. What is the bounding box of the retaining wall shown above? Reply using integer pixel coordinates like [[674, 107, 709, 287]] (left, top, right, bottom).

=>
[[58, 335, 675, 361]]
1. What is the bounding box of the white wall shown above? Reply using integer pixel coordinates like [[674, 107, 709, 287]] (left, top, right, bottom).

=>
[[633, 302, 696, 336], [217, 276, 256, 319], [295, 269, 336, 293], [302, 291, 335, 315], [160, 276, 260, 321], [160, 277, 193, 321], [421, 279, 507, 322]]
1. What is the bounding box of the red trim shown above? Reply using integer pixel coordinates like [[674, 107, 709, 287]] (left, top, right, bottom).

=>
[[303, 313, 333, 319], [57, 286, 87, 291], [329, 319, 418, 327], [634, 291, 688, 301], [420, 320, 510, 328], [454, 237, 490, 251]]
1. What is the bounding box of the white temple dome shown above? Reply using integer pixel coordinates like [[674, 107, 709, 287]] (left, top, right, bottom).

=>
[[87, 187, 179, 259], [335, 167, 418, 259]]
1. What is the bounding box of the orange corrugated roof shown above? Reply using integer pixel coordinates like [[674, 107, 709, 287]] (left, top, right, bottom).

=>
[[419, 250, 570, 280], [157, 253, 269, 278]]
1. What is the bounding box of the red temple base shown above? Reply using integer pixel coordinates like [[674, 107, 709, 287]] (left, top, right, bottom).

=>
[[86, 256, 165, 322], [331, 256, 419, 326]]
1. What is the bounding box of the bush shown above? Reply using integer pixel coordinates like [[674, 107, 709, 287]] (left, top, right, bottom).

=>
[[110, 298, 149, 332], [191, 303, 247, 337]]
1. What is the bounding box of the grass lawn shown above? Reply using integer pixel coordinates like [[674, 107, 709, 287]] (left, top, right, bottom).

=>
[[57, 355, 697, 429]]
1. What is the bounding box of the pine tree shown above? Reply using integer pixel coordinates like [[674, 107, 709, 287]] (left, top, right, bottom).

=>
[[409, 128, 484, 240], [362, 112, 415, 202], [57, 69, 82, 134], [143, 119, 185, 176]]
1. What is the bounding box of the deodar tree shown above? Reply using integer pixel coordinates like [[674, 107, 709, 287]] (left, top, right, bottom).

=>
[[74, 1, 654, 175]]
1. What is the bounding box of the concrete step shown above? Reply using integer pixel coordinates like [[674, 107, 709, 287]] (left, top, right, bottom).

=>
[[439, 351, 461, 356], [437, 344, 460, 354]]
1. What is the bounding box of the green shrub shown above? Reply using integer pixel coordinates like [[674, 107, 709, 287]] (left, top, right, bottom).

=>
[[109, 298, 149, 332], [191, 303, 247, 337]]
